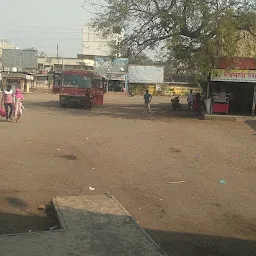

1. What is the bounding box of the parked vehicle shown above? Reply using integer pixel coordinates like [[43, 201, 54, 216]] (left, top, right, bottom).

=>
[[58, 70, 105, 108], [171, 96, 182, 110], [128, 90, 134, 97]]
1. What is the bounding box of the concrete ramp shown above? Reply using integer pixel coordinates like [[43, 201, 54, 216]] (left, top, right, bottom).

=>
[[0, 195, 165, 256]]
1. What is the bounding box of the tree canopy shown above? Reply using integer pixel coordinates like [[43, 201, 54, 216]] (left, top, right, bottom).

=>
[[85, 0, 256, 75]]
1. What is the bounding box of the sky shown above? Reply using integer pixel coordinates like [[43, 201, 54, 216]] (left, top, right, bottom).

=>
[[0, 0, 93, 57]]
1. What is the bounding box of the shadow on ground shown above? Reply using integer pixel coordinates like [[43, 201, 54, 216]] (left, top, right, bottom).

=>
[[0, 197, 58, 235], [25, 100, 202, 121], [245, 120, 256, 133], [1, 204, 255, 256]]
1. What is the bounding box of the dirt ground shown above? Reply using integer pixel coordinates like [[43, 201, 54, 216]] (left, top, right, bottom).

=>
[[0, 93, 256, 256]]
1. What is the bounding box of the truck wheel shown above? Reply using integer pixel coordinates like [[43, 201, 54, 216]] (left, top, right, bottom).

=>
[[60, 103, 66, 108]]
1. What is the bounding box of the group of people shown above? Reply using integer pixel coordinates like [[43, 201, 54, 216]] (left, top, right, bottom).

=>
[[1, 85, 24, 123], [187, 89, 201, 113], [143, 89, 203, 115]]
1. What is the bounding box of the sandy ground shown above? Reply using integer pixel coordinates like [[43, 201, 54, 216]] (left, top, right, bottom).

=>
[[0, 93, 256, 256]]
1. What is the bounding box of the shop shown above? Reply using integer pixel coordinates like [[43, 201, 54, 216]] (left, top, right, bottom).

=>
[[106, 72, 126, 92], [208, 69, 256, 115], [1, 72, 34, 93]]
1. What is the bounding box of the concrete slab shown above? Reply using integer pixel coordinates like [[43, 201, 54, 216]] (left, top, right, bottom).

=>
[[53, 195, 132, 230], [0, 195, 165, 256]]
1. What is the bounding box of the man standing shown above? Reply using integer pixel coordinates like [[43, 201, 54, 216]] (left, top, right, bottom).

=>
[[144, 90, 152, 114], [1, 85, 14, 121], [84, 89, 92, 110]]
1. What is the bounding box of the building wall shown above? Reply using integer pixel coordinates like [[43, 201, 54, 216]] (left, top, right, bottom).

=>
[[0, 40, 17, 70], [129, 83, 201, 96], [2, 49, 37, 71], [82, 25, 123, 56]]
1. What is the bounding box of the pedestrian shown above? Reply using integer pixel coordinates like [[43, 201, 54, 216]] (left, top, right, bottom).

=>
[[252, 86, 256, 117], [187, 89, 193, 109], [14, 88, 24, 123], [193, 93, 201, 113], [144, 90, 152, 114], [84, 89, 92, 110], [1, 85, 14, 121]]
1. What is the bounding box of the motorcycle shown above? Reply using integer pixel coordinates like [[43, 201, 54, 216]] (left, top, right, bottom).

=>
[[128, 90, 134, 97], [171, 96, 182, 111]]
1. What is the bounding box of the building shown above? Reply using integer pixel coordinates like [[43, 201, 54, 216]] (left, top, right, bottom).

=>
[[209, 57, 256, 115], [2, 48, 37, 73], [206, 29, 256, 115], [37, 56, 95, 73], [1, 72, 34, 93], [82, 25, 124, 57], [1, 48, 36, 92], [0, 39, 17, 71]]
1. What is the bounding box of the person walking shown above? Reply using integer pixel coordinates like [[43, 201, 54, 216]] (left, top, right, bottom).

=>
[[187, 89, 193, 110], [193, 93, 201, 113], [1, 85, 14, 121], [144, 90, 152, 114], [14, 88, 24, 123]]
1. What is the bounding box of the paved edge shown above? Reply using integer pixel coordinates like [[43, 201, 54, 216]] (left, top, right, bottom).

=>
[[52, 195, 168, 256], [52, 197, 68, 230], [111, 196, 167, 256], [203, 114, 256, 121]]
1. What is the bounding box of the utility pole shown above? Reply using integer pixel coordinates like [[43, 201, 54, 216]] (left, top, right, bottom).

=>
[[57, 42, 59, 72], [82, 25, 84, 55]]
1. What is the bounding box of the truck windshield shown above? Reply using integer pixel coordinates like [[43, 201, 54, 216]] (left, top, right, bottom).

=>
[[62, 75, 92, 88]]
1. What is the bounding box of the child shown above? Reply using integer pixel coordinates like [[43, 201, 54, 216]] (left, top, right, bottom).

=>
[[14, 89, 24, 123]]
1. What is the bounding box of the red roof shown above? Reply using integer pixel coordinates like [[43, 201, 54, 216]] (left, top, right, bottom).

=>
[[215, 57, 256, 70]]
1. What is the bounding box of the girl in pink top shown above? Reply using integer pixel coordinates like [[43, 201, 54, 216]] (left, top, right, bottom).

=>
[[1, 85, 14, 121], [14, 89, 24, 123]]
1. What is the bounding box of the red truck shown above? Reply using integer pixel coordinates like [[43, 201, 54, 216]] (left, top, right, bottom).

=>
[[58, 70, 105, 108]]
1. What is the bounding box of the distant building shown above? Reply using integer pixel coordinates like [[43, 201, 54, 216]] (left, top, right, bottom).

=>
[[2, 48, 37, 73], [82, 25, 124, 57], [0, 39, 17, 70], [37, 56, 95, 72], [1, 71, 34, 93]]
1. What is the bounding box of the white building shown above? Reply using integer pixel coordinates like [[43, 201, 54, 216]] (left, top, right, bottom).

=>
[[37, 56, 95, 72], [82, 25, 124, 57]]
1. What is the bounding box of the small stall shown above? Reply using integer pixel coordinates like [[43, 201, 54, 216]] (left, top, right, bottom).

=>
[[211, 92, 230, 114], [1, 72, 34, 92]]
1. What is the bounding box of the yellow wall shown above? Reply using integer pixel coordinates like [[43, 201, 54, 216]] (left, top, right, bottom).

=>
[[129, 83, 201, 96]]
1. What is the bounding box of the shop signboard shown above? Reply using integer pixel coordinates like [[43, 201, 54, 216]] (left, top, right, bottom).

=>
[[94, 57, 128, 78], [211, 69, 256, 83], [106, 73, 125, 81], [128, 65, 164, 84]]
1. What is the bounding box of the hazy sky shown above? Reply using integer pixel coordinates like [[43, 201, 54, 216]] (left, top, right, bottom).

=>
[[0, 0, 93, 57]]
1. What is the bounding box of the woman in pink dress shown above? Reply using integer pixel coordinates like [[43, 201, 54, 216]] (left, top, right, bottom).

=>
[[14, 89, 24, 123]]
